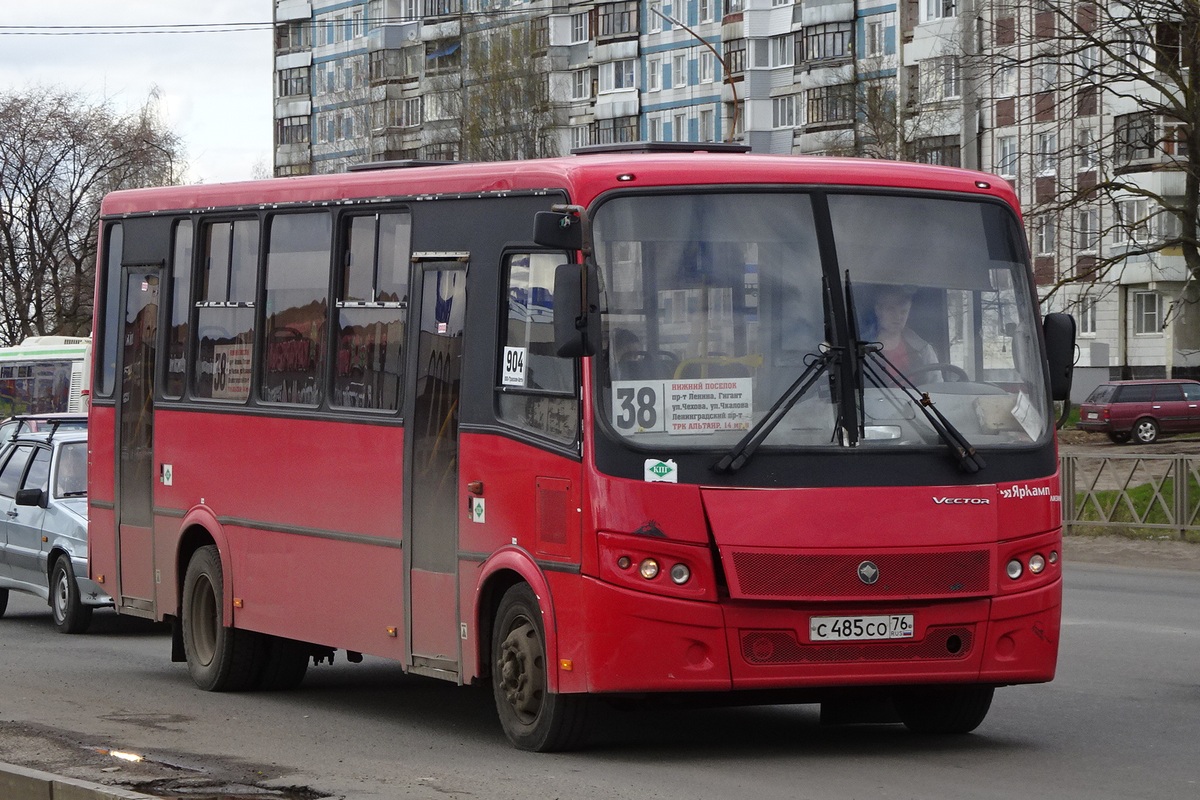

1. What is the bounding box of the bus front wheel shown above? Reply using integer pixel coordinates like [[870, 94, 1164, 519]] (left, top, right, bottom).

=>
[[181, 545, 263, 692], [491, 583, 589, 752], [894, 685, 994, 734]]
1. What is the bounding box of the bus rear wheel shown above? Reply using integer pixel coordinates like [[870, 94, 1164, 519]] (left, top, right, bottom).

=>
[[255, 635, 310, 691], [894, 685, 994, 734], [181, 545, 263, 692], [491, 584, 589, 752]]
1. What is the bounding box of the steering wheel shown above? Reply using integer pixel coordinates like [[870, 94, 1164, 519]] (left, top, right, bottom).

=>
[[905, 362, 970, 383]]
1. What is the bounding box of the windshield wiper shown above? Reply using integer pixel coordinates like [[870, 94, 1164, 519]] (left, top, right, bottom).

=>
[[845, 273, 985, 473], [711, 346, 838, 473], [713, 277, 844, 473]]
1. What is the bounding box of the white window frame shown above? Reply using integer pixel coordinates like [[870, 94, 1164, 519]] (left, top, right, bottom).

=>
[[772, 95, 797, 128], [673, 112, 688, 142], [649, 0, 663, 33], [1035, 216, 1057, 255], [1134, 291, 1161, 334], [1077, 208, 1099, 252], [699, 0, 715, 22], [600, 59, 637, 93], [699, 108, 715, 141], [648, 115, 663, 141], [920, 0, 956, 23], [865, 19, 885, 58], [570, 11, 590, 44], [572, 68, 593, 100], [1077, 296, 1097, 336], [673, 52, 689, 87], [699, 51, 715, 84], [770, 34, 795, 68], [1036, 132, 1058, 175], [648, 58, 662, 92], [996, 135, 1018, 177]]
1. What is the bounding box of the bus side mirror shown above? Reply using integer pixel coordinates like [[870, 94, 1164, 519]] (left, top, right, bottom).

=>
[[533, 211, 583, 251], [1043, 312, 1076, 402], [553, 262, 600, 358]]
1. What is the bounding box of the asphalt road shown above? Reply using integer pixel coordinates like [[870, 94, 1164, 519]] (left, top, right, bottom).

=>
[[1, 553, 1197, 800]]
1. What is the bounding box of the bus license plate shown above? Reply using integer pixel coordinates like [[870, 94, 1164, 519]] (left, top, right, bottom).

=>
[[810, 615, 914, 642]]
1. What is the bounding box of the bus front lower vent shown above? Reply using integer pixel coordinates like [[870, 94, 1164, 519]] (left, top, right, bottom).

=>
[[740, 627, 975, 665], [729, 550, 991, 600]]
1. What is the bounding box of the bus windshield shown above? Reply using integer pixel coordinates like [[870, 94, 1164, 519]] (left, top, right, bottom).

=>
[[593, 190, 1050, 452]]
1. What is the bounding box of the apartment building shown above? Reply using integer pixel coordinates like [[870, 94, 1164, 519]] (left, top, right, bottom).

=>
[[273, 1, 1194, 392]]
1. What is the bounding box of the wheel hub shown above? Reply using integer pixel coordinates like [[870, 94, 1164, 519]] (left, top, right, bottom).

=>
[[497, 620, 544, 723]]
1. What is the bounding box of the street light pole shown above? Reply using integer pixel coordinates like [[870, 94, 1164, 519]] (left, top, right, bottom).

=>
[[647, 7, 741, 143]]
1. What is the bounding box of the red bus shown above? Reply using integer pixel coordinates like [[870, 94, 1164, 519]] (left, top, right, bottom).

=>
[[88, 144, 1076, 751]]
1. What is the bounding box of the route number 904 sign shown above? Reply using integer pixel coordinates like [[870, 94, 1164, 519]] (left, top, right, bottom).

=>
[[611, 377, 753, 435]]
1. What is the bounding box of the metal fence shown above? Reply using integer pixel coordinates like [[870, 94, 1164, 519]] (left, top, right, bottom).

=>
[[1061, 453, 1200, 538]]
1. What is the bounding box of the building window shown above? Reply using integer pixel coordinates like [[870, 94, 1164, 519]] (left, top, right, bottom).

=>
[[649, 0, 664, 33], [996, 135, 1018, 177], [278, 67, 311, 98], [699, 108, 715, 141], [423, 0, 458, 18], [924, 56, 960, 101], [1036, 132, 1058, 174], [699, 51, 715, 83], [915, 135, 961, 166], [572, 68, 594, 100], [1077, 128, 1098, 170], [673, 52, 689, 87], [571, 11, 591, 43], [1035, 216, 1057, 255], [920, 0, 957, 23], [648, 115, 663, 141], [1134, 291, 1161, 334], [598, 1, 638, 38], [1077, 208, 1099, 252], [598, 115, 638, 144], [426, 40, 461, 73], [648, 58, 661, 91], [1078, 296, 1097, 335], [1114, 112, 1155, 161], [571, 125, 594, 150], [673, 113, 688, 142], [275, 20, 311, 52], [1115, 199, 1151, 244], [723, 38, 746, 75], [699, 0, 715, 23], [772, 95, 797, 128], [801, 23, 852, 62], [599, 59, 637, 92], [277, 115, 311, 144], [807, 84, 854, 125], [865, 18, 886, 58]]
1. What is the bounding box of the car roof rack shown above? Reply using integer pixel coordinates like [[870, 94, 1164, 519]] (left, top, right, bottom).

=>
[[570, 141, 752, 156], [6, 413, 87, 443]]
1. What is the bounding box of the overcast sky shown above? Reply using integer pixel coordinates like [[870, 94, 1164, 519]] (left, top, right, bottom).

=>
[[0, 1, 274, 184]]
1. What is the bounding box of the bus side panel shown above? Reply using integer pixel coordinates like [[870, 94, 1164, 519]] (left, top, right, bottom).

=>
[[153, 408, 407, 658], [87, 403, 118, 596], [458, 431, 582, 682]]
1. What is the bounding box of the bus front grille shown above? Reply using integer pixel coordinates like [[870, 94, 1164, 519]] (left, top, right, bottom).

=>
[[728, 549, 991, 601]]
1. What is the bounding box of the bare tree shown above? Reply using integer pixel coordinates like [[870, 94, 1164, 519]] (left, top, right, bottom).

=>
[[0, 86, 182, 345], [456, 15, 560, 161], [983, 1, 1200, 295]]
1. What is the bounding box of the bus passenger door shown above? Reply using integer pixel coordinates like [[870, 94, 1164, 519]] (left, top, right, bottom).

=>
[[404, 257, 467, 677], [115, 268, 160, 612]]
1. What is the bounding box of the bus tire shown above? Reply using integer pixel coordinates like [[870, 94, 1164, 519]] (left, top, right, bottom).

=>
[[894, 685, 994, 734], [181, 545, 263, 692], [0, 587, 8, 617], [491, 583, 589, 752], [50, 555, 92, 634], [255, 635, 310, 691]]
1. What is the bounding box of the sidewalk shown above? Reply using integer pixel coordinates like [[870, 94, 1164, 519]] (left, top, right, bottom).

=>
[[1065, 533, 1200, 572]]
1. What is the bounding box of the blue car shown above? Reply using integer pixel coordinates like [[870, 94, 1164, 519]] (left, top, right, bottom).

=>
[[0, 426, 111, 632]]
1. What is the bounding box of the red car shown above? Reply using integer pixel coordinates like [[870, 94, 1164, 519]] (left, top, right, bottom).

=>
[[1076, 379, 1200, 444]]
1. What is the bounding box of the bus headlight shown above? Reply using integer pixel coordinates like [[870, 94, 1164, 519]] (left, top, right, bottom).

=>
[[1028, 554, 1046, 574], [669, 563, 691, 585], [639, 559, 660, 580], [1006, 559, 1023, 580]]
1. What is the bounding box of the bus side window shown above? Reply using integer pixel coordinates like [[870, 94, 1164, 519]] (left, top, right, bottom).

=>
[[497, 252, 578, 444], [332, 211, 410, 411], [193, 220, 259, 402], [164, 220, 193, 400]]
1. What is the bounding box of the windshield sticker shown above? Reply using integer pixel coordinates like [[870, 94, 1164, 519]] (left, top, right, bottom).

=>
[[644, 458, 678, 483], [501, 346, 527, 387], [1010, 390, 1043, 440], [613, 378, 753, 435]]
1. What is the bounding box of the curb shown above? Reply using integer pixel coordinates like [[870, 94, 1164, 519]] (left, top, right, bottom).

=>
[[0, 762, 157, 800]]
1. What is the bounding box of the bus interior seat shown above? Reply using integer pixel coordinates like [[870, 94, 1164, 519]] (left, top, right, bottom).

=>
[[616, 350, 680, 381]]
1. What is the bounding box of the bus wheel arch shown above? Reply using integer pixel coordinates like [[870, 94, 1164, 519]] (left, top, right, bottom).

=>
[[490, 582, 589, 751]]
